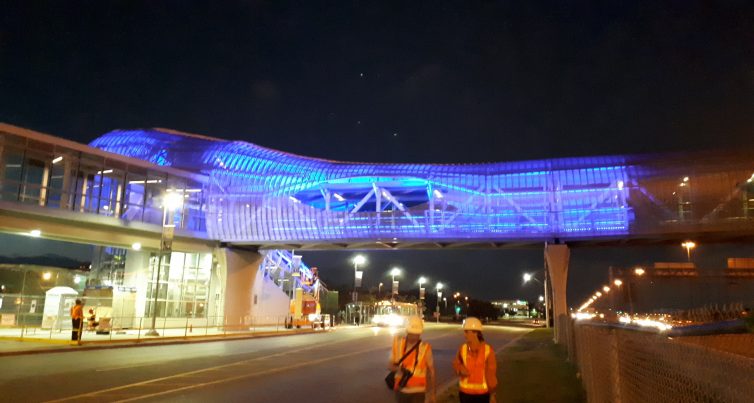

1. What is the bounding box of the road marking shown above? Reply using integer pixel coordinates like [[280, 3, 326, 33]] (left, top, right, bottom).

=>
[[46, 332, 385, 402], [48, 326, 460, 403]]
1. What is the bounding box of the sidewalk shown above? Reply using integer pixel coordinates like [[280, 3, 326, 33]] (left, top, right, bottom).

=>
[[0, 325, 327, 356], [440, 328, 585, 403]]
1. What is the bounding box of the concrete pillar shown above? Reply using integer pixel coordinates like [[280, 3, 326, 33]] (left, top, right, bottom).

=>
[[545, 243, 570, 344], [217, 248, 262, 331]]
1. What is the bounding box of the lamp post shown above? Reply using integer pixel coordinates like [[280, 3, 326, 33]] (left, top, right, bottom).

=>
[[352, 255, 366, 303], [390, 267, 401, 301], [435, 282, 443, 323], [418, 276, 427, 316], [681, 241, 696, 262], [523, 271, 549, 328], [378, 282, 383, 299], [146, 191, 183, 337]]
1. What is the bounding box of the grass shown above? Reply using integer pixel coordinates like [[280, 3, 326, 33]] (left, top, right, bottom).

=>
[[440, 329, 585, 403]]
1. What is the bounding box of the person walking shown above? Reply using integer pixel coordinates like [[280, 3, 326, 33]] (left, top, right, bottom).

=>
[[452, 317, 497, 403], [388, 316, 436, 403], [70, 299, 84, 345]]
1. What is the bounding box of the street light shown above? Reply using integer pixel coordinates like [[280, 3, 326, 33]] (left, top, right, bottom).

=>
[[378, 282, 383, 298], [418, 277, 427, 316], [146, 191, 183, 337], [523, 271, 550, 328], [390, 267, 401, 299], [634, 267, 645, 276], [352, 255, 366, 303], [681, 241, 696, 261], [435, 282, 443, 322]]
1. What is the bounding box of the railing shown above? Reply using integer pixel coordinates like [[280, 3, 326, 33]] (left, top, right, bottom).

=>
[[0, 293, 336, 343], [0, 313, 333, 342], [566, 319, 753, 403]]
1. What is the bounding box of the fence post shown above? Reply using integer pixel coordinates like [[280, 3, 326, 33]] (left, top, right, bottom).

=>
[[609, 328, 622, 403]]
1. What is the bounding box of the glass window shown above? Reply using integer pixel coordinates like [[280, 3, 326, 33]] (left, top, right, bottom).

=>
[[1, 145, 24, 201], [73, 154, 105, 214], [144, 251, 212, 319], [123, 166, 147, 222], [143, 171, 167, 225]]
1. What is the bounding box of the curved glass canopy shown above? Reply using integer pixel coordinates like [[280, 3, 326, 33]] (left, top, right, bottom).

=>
[[90, 129, 754, 246]]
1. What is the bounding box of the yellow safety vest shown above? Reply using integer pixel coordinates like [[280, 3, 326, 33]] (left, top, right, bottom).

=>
[[391, 336, 430, 393], [458, 343, 491, 394]]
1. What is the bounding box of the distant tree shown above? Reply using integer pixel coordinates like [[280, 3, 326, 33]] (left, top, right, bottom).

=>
[[467, 299, 500, 321]]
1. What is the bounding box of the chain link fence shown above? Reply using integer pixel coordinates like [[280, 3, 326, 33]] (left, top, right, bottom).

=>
[[569, 321, 753, 403]]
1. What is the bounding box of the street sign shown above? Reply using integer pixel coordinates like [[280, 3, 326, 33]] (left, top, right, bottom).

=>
[[0, 314, 14, 326], [162, 225, 175, 250]]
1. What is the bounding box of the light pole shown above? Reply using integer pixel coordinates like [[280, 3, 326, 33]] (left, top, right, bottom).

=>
[[146, 191, 183, 337], [523, 272, 549, 328], [352, 255, 366, 303], [418, 276, 427, 316], [378, 282, 383, 299], [435, 282, 443, 323], [390, 267, 401, 301], [681, 241, 696, 262]]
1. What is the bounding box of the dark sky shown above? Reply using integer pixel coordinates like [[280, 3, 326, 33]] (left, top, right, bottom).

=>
[[1, 1, 753, 303]]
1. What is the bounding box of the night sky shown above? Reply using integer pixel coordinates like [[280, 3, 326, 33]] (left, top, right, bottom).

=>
[[2, 2, 754, 303]]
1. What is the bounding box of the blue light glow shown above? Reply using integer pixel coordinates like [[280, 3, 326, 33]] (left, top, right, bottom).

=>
[[91, 128, 633, 243]]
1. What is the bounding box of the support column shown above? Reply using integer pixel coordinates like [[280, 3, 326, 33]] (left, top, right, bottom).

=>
[[217, 248, 262, 331], [545, 243, 570, 344]]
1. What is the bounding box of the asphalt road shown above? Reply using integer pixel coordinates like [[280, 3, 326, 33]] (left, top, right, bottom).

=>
[[0, 323, 530, 403]]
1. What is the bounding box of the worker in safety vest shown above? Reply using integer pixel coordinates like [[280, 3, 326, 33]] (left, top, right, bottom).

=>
[[452, 317, 497, 403], [70, 299, 84, 345], [388, 316, 436, 403]]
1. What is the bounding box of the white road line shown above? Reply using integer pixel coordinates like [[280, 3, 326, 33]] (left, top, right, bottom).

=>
[[49, 326, 461, 403], [46, 333, 379, 402], [115, 345, 390, 402]]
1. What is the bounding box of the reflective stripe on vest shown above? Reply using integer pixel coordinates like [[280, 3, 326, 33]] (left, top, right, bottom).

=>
[[392, 337, 429, 393], [458, 343, 491, 394]]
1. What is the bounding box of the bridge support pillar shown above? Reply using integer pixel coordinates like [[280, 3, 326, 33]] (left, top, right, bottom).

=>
[[218, 248, 262, 331], [544, 243, 570, 344]]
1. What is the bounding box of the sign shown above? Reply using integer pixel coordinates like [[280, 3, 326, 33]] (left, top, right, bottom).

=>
[[29, 299, 37, 313], [1, 314, 14, 326], [433, 311, 440, 319], [162, 225, 175, 250], [392, 280, 399, 295], [419, 288, 425, 300], [355, 270, 363, 288]]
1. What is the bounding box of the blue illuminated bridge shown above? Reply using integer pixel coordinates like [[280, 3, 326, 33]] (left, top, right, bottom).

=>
[[90, 128, 754, 249]]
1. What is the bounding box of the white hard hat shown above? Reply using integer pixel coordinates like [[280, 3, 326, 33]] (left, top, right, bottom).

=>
[[462, 317, 483, 331], [406, 316, 424, 334]]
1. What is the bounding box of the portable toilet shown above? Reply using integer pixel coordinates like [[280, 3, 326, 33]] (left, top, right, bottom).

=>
[[41, 286, 79, 330]]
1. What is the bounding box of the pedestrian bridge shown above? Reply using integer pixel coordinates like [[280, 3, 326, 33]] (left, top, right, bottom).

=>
[[2, 121, 753, 351], [89, 127, 754, 249]]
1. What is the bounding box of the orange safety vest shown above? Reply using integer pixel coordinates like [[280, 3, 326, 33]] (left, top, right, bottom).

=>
[[70, 304, 83, 320], [391, 336, 430, 393], [458, 342, 491, 395]]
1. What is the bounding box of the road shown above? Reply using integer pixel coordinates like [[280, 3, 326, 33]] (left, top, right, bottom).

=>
[[0, 323, 530, 402]]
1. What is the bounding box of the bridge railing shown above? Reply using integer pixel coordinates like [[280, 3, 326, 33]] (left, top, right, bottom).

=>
[[565, 319, 753, 403]]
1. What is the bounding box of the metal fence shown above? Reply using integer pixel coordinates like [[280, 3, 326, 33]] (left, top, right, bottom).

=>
[[0, 292, 332, 342], [568, 321, 754, 403]]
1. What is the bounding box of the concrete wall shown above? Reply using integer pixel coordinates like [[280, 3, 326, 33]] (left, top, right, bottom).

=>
[[250, 268, 290, 325]]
